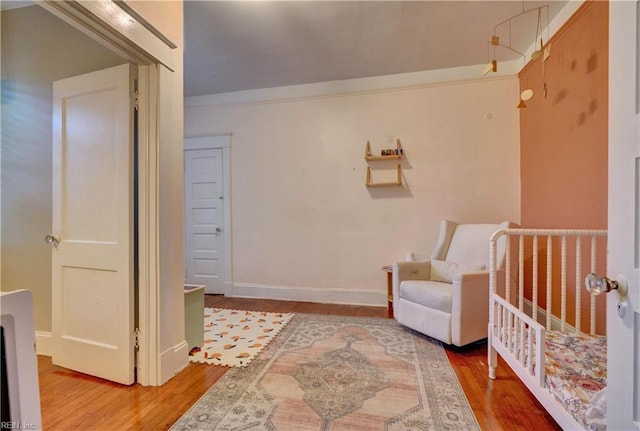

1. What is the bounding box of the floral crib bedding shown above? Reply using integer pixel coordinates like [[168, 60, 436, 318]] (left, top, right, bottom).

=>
[[544, 331, 607, 431]]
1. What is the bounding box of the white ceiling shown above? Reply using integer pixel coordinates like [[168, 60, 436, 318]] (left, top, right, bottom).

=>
[[184, 1, 569, 98], [0, 1, 32, 11], [2, 0, 568, 97]]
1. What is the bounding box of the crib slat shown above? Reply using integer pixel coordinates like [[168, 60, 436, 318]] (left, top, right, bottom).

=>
[[560, 236, 567, 331], [532, 236, 539, 323], [535, 326, 545, 387], [527, 326, 534, 375], [518, 235, 524, 311], [575, 237, 582, 333], [497, 301, 503, 342], [516, 317, 521, 359], [499, 303, 502, 341], [590, 236, 597, 335], [546, 236, 553, 330], [518, 319, 525, 362], [505, 236, 511, 303], [507, 308, 513, 353]]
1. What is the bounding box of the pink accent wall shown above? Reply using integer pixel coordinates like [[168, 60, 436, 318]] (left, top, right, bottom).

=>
[[519, 0, 608, 333]]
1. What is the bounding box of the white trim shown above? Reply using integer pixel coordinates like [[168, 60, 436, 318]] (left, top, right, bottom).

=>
[[185, 62, 522, 108], [184, 134, 232, 150], [158, 341, 189, 386], [112, 0, 177, 49], [36, 0, 175, 70], [548, 1, 585, 41], [224, 280, 234, 298], [519, 1, 585, 61], [136, 64, 160, 386], [35, 331, 53, 357], [221, 146, 232, 291], [231, 283, 387, 308]]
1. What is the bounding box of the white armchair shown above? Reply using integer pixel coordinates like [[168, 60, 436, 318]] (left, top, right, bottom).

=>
[[392, 220, 516, 347]]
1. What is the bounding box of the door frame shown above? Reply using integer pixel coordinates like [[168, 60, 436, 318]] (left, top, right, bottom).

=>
[[607, 1, 639, 428], [184, 135, 232, 296], [36, 0, 176, 386]]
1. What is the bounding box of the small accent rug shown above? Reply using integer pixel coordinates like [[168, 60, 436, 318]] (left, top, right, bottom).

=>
[[189, 308, 294, 367], [173, 313, 480, 430]]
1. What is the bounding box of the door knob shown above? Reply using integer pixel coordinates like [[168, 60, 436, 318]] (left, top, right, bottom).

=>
[[586, 273, 630, 319], [585, 273, 627, 296], [45, 234, 60, 248], [215, 227, 222, 234]]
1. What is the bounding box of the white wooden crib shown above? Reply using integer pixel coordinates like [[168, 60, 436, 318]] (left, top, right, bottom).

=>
[[488, 228, 608, 431]]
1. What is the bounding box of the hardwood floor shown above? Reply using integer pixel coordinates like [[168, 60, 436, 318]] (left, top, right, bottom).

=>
[[38, 296, 561, 430]]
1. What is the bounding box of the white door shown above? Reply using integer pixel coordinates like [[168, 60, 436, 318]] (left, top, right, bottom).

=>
[[607, 2, 639, 429], [184, 148, 225, 294], [51, 64, 135, 385]]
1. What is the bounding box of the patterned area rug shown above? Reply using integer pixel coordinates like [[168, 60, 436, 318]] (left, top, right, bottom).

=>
[[173, 313, 479, 430], [189, 308, 294, 367]]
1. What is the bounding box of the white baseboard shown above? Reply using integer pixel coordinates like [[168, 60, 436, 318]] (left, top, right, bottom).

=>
[[159, 341, 189, 385], [230, 283, 387, 307], [224, 280, 233, 297], [37, 331, 190, 386], [35, 331, 52, 357], [522, 298, 576, 332]]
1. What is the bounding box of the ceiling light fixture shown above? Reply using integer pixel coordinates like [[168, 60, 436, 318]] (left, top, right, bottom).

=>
[[483, 2, 550, 77], [518, 88, 534, 108], [520, 88, 534, 101], [530, 8, 544, 60], [482, 43, 498, 76]]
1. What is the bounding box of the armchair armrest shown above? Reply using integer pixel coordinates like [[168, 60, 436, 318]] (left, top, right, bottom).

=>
[[450, 269, 505, 346], [392, 260, 431, 318]]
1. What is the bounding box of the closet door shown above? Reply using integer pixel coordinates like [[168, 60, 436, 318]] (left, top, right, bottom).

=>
[[184, 148, 225, 294], [50, 63, 136, 385]]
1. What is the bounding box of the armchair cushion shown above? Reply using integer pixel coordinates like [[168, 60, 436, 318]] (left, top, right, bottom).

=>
[[399, 280, 452, 314], [393, 219, 517, 347], [430, 259, 486, 283], [445, 224, 504, 265]]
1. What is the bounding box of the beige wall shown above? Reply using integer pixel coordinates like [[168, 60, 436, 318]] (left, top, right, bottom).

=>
[[185, 76, 521, 304], [0, 5, 125, 332]]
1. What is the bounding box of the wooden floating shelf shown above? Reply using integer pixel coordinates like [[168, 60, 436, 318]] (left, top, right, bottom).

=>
[[365, 139, 403, 160], [365, 164, 403, 188], [365, 154, 404, 161], [364, 139, 405, 187]]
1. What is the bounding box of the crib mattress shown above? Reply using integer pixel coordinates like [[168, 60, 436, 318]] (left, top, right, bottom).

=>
[[544, 330, 607, 430]]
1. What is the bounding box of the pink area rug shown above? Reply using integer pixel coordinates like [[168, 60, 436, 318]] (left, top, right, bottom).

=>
[[174, 313, 479, 430]]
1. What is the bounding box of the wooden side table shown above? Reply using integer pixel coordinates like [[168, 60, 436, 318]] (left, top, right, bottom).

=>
[[382, 265, 393, 318]]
